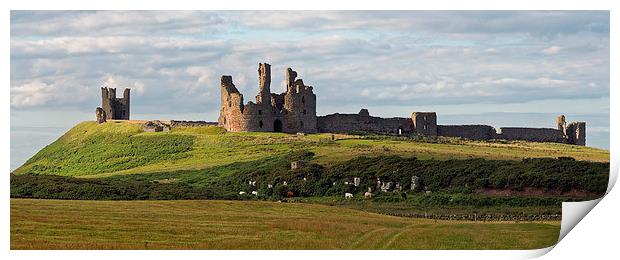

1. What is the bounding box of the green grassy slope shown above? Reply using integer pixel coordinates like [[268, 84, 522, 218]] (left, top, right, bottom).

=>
[[10, 198, 560, 250], [13, 120, 609, 178]]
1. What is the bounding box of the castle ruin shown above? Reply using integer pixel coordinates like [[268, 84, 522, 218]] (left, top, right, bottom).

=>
[[94, 62, 587, 146], [99, 87, 130, 120], [218, 63, 317, 133], [219, 62, 586, 146]]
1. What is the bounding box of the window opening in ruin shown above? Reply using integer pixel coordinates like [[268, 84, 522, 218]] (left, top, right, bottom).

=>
[[423, 125, 427, 130], [302, 96, 305, 104], [228, 100, 232, 107], [424, 116, 427, 121], [259, 121, 263, 128], [398, 128, 402, 135], [258, 110, 262, 115], [273, 119, 283, 132], [300, 121, 304, 128], [303, 109, 307, 115]]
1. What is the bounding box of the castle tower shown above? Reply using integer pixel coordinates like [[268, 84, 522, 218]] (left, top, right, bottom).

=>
[[122, 88, 130, 120], [566, 122, 586, 146], [285, 68, 297, 93], [257, 63, 271, 105], [283, 67, 316, 133], [411, 112, 437, 136], [101, 87, 130, 120], [218, 75, 245, 131]]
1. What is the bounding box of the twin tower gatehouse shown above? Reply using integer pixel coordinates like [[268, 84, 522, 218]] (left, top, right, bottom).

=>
[[218, 63, 317, 133]]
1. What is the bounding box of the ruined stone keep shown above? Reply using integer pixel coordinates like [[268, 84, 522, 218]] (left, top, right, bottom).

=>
[[219, 63, 317, 133], [100, 87, 130, 120], [219, 62, 587, 146]]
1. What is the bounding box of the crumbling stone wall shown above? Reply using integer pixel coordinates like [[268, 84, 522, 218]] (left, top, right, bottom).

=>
[[142, 120, 170, 132], [101, 87, 130, 120], [496, 127, 566, 143], [557, 115, 566, 133], [317, 109, 413, 134], [435, 115, 585, 145], [218, 63, 317, 133], [170, 120, 218, 127], [95, 107, 106, 124], [437, 125, 497, 140]]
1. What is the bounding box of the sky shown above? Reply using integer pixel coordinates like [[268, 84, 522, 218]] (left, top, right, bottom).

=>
[[10, 11, 610, 169]]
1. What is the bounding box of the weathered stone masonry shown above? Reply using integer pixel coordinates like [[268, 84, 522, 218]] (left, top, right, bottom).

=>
[[99, 87, 130, 120], [218, 63, 586, 146], [218, 63, 317, 133]]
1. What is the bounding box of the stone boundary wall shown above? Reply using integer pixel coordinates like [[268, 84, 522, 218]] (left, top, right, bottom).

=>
[[437, 125, 496, 140], [317, 111, 413, 135], [497, 127, 565, 143], [170, 120, 218, 127]]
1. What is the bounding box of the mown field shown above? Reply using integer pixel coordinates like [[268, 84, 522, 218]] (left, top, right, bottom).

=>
[[12, 121, 609, 179], [10, 199, 560, 250]]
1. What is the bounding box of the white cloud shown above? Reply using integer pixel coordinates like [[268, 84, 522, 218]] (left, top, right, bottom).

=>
[[132, 82, 145, 96], [9, 11, 609, 113], [542, 46, 562, 54], [99, 75, 146, 96], [10, 81, 56, 107]]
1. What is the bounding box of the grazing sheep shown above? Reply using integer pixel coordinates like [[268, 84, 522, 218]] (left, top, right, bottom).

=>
[[251, 191, 258, 195], [239, 191, 246, 195], [364, 192, 373, 199], [345, 193, 353, 199]]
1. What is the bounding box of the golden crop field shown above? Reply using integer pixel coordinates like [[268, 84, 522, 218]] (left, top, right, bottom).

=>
[[11, 199, 560, 250]]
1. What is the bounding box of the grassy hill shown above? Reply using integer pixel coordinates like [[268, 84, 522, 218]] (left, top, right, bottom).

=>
[[10, 121, 608, 249], [13, 120, 609, 178], [11, 198, 559, 250]]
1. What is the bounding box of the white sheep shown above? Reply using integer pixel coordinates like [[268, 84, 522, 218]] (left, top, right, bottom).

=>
[[345, 193, 353, 199], [364, 192, 373, 199], [239, 191, 246, 195], [251, 191, 258, 196]]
